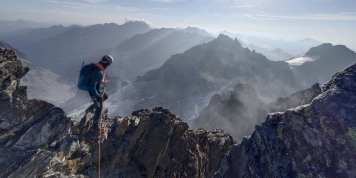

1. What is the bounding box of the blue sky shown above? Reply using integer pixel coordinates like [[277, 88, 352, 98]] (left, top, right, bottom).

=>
[[1, 0, 356, 50]]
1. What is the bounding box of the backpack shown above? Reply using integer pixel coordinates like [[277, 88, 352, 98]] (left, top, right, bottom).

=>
[[77, 62, 94, 91], [77, 62, 107, 91]]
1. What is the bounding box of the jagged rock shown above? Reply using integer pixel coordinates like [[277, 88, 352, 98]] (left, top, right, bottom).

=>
[[269, 83, 322, 112], [0, 40, 26, 58], [0, 48, 28, 100], [0, 48, 71, 177], [215, 63, 356, 177], [63, 107, 234, 177]]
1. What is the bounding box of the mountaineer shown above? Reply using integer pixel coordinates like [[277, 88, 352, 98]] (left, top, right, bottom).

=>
[[77, 55, 113, 176], [78, 55, 113, 106], [77, 55, 113, 128]]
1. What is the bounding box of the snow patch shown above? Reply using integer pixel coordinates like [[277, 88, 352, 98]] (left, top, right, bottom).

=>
[[286, 56, 315, 66], [67, 102, 92, 121]]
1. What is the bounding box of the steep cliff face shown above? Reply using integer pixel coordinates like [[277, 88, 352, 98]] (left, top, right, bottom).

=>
[[0, 48, 234, 177], [215, 63, 356, 177], [0, 48, 71, 177]]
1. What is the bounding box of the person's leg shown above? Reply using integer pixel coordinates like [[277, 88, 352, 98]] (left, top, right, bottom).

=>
[[89, 92, 100, 107], [88, 92, 101, 130]]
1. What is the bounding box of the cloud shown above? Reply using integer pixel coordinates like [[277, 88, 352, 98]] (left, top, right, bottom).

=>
[[85, 0, 108, 3], [150, 0, 184, 2], [244, 12, 356, 21], [219, 0, 273, 8], [310, 0, 333, 3], [44, 0, 108, 9], [124, 17, 152, 25]]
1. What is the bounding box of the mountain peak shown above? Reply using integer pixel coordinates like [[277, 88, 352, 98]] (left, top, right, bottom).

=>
[[122, 20, 151, 28], [210, 34, 245, 51], [216, 33, 233, 41], [305, 43, 355, 57], [300, 37, 321, 43], [182, 27, 212, 36]]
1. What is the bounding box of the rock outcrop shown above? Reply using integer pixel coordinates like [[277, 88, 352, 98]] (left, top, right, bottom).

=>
[[0, 48, 234, 177], [215, 63, 356, 177], [63, 107, 234, 177], [0, 48, 71, 177]]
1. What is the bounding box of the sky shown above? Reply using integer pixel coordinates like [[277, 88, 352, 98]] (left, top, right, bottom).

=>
[[1, 0, 356, 50]]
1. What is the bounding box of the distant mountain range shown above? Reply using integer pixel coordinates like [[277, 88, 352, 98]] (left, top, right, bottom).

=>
[[108, 34, 297, 120], [287, 43, 356, 87], [245, 43, 293, 61], [221, 31, 322, 56], [91, 27, 214, 81], [0, 20, 51, 36], [2, 21, 151, 74], [2, 25, 71, 50], [1, 22, 217, 83]]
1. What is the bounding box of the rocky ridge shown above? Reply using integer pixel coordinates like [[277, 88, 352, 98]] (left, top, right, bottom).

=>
[[0, 48, 71, 177]]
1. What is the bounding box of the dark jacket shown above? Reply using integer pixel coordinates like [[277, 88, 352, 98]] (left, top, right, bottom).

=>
[[88, 63, 105, 99]]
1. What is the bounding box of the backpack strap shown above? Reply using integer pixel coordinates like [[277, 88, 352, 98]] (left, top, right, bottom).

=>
[[92, 62, 109, 85]]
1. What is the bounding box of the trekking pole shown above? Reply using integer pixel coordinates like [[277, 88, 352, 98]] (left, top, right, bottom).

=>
[[98, 95, 104, 178]]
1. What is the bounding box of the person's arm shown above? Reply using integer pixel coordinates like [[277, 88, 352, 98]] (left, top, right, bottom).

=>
[[88, 70, 103, 100]]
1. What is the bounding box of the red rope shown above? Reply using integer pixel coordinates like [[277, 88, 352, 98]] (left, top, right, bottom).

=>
[[98, 97, 104, 178]]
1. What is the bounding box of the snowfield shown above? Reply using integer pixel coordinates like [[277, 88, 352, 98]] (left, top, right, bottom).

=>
[[286, 56, 315, 66]]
